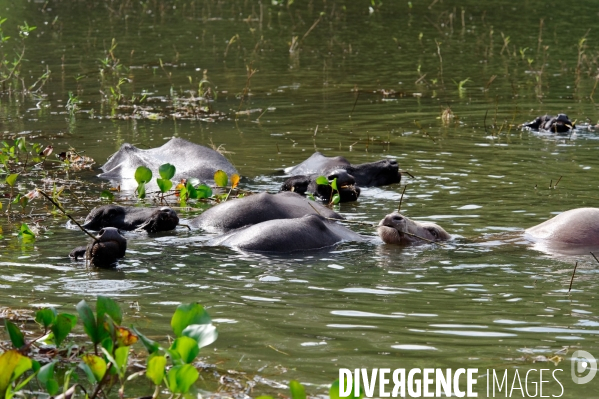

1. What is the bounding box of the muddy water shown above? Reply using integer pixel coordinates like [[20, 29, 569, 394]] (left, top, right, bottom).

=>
[[1, 0, 599, 397]]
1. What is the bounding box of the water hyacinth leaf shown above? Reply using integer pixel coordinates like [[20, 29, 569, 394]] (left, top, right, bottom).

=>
[[38, 361, 59, 395], [170, 336, 200, 364], [81, 354, 107, 383], [132, 326, 161, 354], [97, 296, 122, 325], [167, 364, 199, 394], [35, 308, 57, 330], [231, 174, 240, 188], [157, 178, 173, 193], [289, 380, 306, 399], [114, 346, 130, 373], [52, 314, 77, 347], [214, 170, 228, 187], [159, 163, 176, 180], [332, 194, 341, 205], [315, 175, 328, 185], [134, 166, 152, 184], [171, 303, 211, 337], [0, 351, 33, 396], [182, 324, 218, 348], [76, 299, 98, 344], [195, 184, 212, 199], [185, 182, 198, 199], [18, 223, 35, 241], [5, 173, 18, 187], [331, 177, 338, 191], [100, 190, 114, 201], [136, 183, 146, 199], [5, 320, 25, 349], [146, 355, 167, 385]]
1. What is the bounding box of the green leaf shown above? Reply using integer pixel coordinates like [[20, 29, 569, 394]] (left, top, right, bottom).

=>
[[167, 364, 199, 394], [157, 178, 173, 193], [289, 380, 306, 399], [136, 183, 146, 199], [171, 303, 211, 337], [331, 177, 338, 191], [131, 326, 161, 354], [170, 336, 200, 364], [134, 166, 152, 184], [46, 379, 59, 396], [51, 314, 77, 347], [76, 299, 99, 344], [114, 346, 130, 375], [307, 194, 315, 201], [185, 182, 198, 199], [5, 320, 25, 349], [37, 361, 59, 395], [195, 184, 212, 199], [35, 308, 57, 330], [146, 355, 167, 385], [97, 296, 122, 325], [18, 223, 35, 241], [100, 190, 114, 201], [0, 351, 33, 396], [159, 163, 176, 180], [315, 175, 328, 185], [81, 354, 107, 383], [5, 173, 19, 187], [331, 194, 341, 205], [214, 170, 228, 187], [182, 324, 218, 348]]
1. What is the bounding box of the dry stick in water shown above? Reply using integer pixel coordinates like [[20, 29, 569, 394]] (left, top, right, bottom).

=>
[[568, 261, 578, 294], [398, 185, 408, 213], [36, 189, 98, 242], [350, 91, 360, 118]]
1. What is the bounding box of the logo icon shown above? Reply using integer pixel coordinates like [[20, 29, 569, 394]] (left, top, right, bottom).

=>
[[571, 350, 597, 384]]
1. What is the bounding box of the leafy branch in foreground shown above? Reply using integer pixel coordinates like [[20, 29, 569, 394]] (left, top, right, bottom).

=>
[[1, 297, 217, 399]]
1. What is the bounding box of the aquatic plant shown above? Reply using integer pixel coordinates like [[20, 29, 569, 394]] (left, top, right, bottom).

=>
[[0, 298, 217, 399]]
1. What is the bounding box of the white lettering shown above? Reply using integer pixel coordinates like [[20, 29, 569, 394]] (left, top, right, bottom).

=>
[[525, 369, 538, 397], [510, 369, 524, 397], [492, 370, 508, 396], [467, 368, 478, 397], [552, 369, 564, 398], [362, 368, 377, 398], [539, 369, 549, 397], [423, 368, 434, 397], [408, 369, 422, 397], [354, 369, 360, 397], [454, 369, 465, 398], [339, 369, 352, 398], [392, 369, 405, 397], [436, 368, 452, 396], [379, 368, 390, 397]]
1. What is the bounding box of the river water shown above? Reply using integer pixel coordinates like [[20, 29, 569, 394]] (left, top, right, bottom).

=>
[[1, 0, 599, 397]]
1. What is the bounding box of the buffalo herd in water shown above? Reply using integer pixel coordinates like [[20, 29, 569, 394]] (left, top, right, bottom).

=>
[[68, 113, 599, 267]]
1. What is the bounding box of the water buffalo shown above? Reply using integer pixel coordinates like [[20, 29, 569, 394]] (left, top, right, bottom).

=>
[[207, 214, 364, 252], [189, 191, 342, 233], [525, 208, 599, 255], [69, 227, 127, 268], [81, 205, 179, 232], [522, 114, 574, 133], [377, 212, 451, 245], [99, 137, 237, 191], [284, 152, 401, 187]]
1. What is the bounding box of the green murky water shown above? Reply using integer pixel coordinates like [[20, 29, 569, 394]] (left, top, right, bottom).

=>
[[1, 0, 599, 397]]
